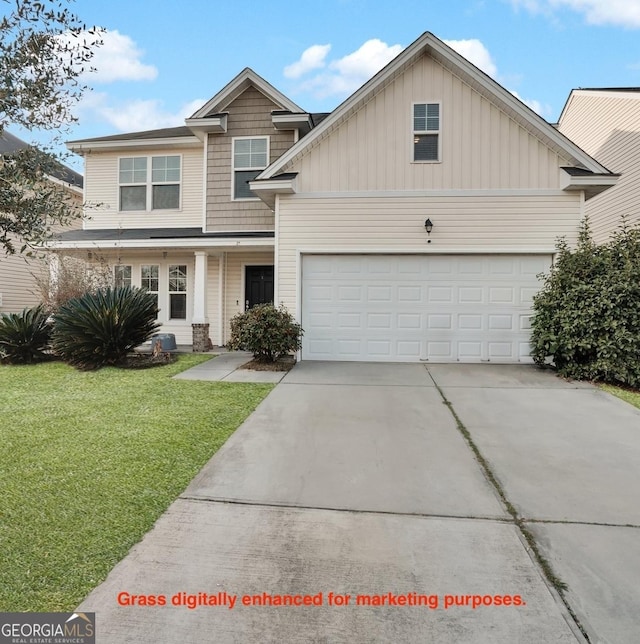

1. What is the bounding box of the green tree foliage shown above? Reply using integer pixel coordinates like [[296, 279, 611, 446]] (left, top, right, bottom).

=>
[[228, 303, 303, 363], [531, 220, 640, 386], [0, 0, 102, 253], [51, 286, 160, 370], [0, 304, 52, 363]]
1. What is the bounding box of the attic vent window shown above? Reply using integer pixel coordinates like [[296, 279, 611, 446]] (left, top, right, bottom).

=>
[[413, 103, 440, 162]]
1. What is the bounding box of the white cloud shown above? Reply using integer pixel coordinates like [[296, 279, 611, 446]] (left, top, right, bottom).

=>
[[443, 39, 498, 77], [84, 30, 158, 83], [511, 0, 640, 28], [79, 94, 204, 132], [284, 44, 331, 79], [286, 39, 403, 99]]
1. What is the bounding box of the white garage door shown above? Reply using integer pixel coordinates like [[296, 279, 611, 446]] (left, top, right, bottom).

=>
[[301, 254, 551, 363]]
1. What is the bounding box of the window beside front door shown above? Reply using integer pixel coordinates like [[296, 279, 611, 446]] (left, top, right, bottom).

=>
[[168, 264, 187, 319], [114, 265, 132, 288], [245, 265, 274, 310], [141, 264, 159, 314]]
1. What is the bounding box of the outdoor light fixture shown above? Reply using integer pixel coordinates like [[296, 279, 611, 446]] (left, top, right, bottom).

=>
[[424, 218, 433, 243]]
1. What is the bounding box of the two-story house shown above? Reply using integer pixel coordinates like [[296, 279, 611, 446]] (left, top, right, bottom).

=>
[[558, 88, 640, 244], [53, 32, 616, 362]]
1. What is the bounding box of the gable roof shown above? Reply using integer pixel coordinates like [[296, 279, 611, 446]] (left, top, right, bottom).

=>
[[1, 129, 83, 189], [257, 31, 613, 182], [189, 67, 303, 119], [558, 87, 640, 125]]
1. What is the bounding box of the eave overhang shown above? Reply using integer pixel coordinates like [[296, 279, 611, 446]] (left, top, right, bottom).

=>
[[185, 113, 228, 140], [560, 167, 620, 200], [271, 111, 312, 136], [66, 136, 201, 155], [249, 173, 297, 209]]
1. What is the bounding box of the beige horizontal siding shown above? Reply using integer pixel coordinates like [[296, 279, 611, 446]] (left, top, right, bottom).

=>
[[559, 92, 640, 243], [0, 254, 45, 314], [288, 52, 569, 193], [276, 193, 581, 315], [83, 147, 204, 230]]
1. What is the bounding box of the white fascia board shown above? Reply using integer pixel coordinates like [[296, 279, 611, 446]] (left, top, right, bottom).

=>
[[296, 246, 557, 255], [46, 173, 83, 196], [260, 32, 611, 179], [249, 177, 296, 209], [66, 136, 201, 154], [46, 237, 275, 250], [185, 115, 228, 140], [191, 68, 302, 119], [272, 112, 311, 131]]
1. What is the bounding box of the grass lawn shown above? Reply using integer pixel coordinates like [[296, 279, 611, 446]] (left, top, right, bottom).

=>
[[0, 355, 273, 612], [600, 384, 640, 410]]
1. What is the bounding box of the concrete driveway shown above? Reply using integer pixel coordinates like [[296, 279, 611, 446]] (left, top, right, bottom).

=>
[[77, 362, 640, 643]]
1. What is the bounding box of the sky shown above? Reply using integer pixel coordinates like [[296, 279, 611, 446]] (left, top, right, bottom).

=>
[[10, 0, 640, 171]]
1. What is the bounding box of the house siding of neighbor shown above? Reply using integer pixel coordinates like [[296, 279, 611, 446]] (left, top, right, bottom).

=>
[[54, 33, 616, 361], [558, 88, 640, 244], [0, 131, 83, 315]]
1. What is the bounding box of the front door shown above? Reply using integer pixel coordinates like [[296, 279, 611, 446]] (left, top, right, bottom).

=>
[[245, 265, 274, 310]]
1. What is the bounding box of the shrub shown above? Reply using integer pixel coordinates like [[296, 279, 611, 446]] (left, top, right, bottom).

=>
[[0, 305, 52, 364], [531, 220, 640, 386], [227, 303, 303, 362], [51, 286, 160, 370]]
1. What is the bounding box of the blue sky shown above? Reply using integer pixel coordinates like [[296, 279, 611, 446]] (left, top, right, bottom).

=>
[[13, 0, 640, 170]]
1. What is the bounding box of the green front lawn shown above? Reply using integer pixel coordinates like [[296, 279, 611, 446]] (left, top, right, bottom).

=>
[[0, 356, 273, 611], [600, 384, 640, 410]]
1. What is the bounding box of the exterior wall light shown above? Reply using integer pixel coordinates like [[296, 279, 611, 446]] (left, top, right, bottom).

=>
[[424, 218, 433, 243]]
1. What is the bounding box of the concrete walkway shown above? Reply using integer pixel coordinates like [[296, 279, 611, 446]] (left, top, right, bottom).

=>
[[77, 362, 640, 643], [172, 351, 288, 383]]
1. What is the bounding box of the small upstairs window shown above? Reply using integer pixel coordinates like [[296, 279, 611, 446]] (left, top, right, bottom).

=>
[[233, 137, 268, 200], [413, 103, 440, 162]]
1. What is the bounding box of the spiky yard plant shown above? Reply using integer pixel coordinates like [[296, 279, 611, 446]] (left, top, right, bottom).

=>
[[51, 286, 160, 370], [0, 305, 52, 364]]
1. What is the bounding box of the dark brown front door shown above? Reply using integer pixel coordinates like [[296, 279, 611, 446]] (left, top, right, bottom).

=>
[[245, 265, 274, 310]]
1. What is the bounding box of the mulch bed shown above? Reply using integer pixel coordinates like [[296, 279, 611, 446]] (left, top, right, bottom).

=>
[[238, 356, 297, 372], [119, 352, 177, 369]]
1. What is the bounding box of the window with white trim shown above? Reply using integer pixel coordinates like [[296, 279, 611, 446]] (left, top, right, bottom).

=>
[[168, 264, 187, 320], [232, 137, 268, 200], [114, 265, 132, 288], [119, 155, 181, 211], [141, 264, 159, 313], [413, 103, 440, 162]]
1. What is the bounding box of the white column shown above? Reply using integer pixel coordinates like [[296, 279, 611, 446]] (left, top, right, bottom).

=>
[[192, 251, 208, 323], [217, 253, 225, 346]]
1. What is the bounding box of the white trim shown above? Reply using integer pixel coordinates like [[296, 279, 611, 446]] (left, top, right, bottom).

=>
[[185, 115, 228, 140], [274, 194, 280, 305], [46, 173, 83, 196], [192, 251, 208, 324], [117, 153, 183, 214], [257, 32, 611, 180], [411, 101, 442, 164], [202, 133, 209, 232], [295, 246, 557, 255], [217, 254, 225, 346], [190, 68, 302, 119], [231, 135, 270, 201], [278, 189, 574, 200], [46, 238, 275, 250], [67, 136, 200, 154]]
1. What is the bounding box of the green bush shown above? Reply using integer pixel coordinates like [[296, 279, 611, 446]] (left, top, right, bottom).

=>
[[51, 286, 160, 370], [0, 305, 52, 364], [227, 303, 303, 362], [531, 220, 640, 386]]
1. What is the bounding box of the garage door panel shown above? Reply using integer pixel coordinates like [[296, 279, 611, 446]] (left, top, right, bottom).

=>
[[301, 254, 549, 363]]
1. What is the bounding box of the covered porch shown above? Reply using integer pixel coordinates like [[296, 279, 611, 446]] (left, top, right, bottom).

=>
[[49, 228, 275, 350]]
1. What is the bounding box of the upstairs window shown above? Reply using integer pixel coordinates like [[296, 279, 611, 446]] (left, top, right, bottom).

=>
[[233, 137, 268, 200], [119, 155, 181, 211], [413, 103, 440, 162]]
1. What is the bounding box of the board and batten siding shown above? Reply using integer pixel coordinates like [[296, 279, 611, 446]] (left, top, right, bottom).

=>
[[82, 147, 204, 230], [206, 86, 294, 232], [276, 193, 581, 315], [290, 53, 570, 194], [559, 91, 640, 243]]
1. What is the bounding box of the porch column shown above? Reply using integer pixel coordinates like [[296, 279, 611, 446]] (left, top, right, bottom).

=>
[[191, 251, 210, 352]]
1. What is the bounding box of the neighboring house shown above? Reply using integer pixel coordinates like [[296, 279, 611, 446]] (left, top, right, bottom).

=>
[[0, 130, 84, 315], [558, 88, 640, 244], [54, 32, 616, 362]]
